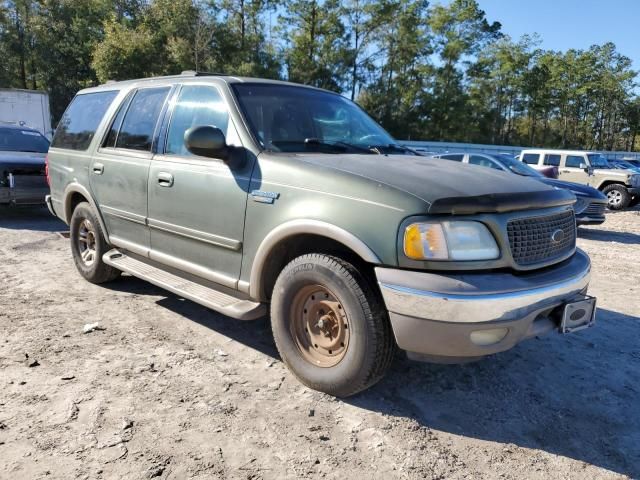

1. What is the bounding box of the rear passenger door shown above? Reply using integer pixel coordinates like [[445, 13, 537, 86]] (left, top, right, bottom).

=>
[[147, 84, 254, 289], [90, 86, 171, 255]]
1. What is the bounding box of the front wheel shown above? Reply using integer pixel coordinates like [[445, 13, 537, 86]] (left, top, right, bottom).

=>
[[69, 202, 121, 284], [602, 184, 631, 210], [270, 254, 395, 397]]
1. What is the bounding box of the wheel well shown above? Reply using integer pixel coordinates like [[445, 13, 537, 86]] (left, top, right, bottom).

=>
[[66, 192, 88, 221], [599, 181, 626, 191], [260, 234, 376, 301]]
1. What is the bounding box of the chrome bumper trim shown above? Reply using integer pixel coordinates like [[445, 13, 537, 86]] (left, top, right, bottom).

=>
[[376, 249, 591, 324]]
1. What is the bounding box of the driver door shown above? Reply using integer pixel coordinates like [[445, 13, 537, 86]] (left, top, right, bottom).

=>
[[147, 84, 254, 288], [560, 154, 590, 184]]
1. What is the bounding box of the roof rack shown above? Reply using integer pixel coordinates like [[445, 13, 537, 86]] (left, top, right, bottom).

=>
[[180, 70, 226, 77]]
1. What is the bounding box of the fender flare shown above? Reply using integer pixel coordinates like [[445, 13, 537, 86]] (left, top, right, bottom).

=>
[[248, 219, 381, 300], [63, 183, 110, 243]]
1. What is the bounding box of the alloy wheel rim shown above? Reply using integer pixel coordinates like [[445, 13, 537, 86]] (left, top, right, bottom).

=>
[[289, 285, 350, 367], [77, 218, 97, 266], [607, 190, 622, 206]]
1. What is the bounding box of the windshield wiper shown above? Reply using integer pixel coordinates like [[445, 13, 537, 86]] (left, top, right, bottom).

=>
[[368, 144, 419, 155], [304, 138, 374, 154]]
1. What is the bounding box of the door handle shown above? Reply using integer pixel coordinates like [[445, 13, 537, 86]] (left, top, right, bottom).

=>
[[561, 169, 570, 173], [157, 172, 174, 187], [92, 163, 104, 175]]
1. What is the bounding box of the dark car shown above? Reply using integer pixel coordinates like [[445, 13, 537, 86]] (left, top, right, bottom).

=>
[[622, 158, 640, 169], [432, 152, 607, 225], [0, 124, 50, 205]]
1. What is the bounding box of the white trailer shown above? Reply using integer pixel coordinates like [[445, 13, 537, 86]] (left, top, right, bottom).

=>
[[0, 88, 52, 139]]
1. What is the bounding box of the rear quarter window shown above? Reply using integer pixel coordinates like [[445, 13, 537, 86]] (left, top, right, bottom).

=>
[[522, 153, 540, 165], [439, 154, 464, 161], [51, 91, 118, 150]]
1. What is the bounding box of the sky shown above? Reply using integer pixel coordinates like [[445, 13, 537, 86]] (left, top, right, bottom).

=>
[[476, 0, 640, 70]]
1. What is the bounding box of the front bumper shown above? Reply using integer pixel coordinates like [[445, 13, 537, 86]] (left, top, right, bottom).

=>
[[376, 249, 592, 361]]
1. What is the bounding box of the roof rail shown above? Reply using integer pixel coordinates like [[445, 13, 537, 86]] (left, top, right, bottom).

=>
[[180, 70, 226, 77]]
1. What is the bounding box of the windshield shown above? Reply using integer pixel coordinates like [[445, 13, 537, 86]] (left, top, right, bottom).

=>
[[587, 153, 610, 168], [0, 127, 50, 153], [495, 154, 543, 177], [232, 84, 400, 154]]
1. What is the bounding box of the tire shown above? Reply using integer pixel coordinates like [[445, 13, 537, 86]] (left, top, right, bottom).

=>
[[602, 184, 631, 210], [270, 254, 395, 397], [69, 202, 121, 284]]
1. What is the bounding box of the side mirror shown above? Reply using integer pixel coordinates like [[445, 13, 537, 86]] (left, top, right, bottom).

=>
[[184, 125, 228, 160]]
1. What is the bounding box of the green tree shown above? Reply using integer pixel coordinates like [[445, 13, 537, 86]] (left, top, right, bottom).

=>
[[358, 0, 432, 139], [279, 0, 347, 91], [428, 0, 501, 141]]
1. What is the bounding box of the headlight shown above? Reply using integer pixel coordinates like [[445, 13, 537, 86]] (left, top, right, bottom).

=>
[[573, 196, 589, 214], [404, 221, 499, 261]]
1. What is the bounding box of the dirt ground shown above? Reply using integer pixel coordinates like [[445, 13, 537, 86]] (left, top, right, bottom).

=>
[[0, 205, 639, 480]]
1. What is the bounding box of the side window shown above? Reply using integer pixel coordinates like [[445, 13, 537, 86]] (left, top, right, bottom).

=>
[[522, 153, 540, 165], [51, 91, 118, 150], [116, 87, 170, 151], [469, 155, 502, 170], [543, 154, 561, 166], [565, 155, 584, 168], [166, 85, 233, 156], [439, 154, 464, 161], [103, 92, 134, 148]]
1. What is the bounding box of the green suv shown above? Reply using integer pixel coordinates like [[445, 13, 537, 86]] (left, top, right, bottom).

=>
[[46, 73, 595, 397]]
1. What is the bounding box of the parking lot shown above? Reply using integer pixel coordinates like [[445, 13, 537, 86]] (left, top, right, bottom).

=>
[[0, 206, 639, 479]]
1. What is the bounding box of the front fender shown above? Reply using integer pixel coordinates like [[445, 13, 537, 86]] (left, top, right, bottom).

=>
[[248, 219, 382, 300]]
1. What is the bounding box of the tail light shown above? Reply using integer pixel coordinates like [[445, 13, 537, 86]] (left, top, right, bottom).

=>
[[45, 154, 50, 186]]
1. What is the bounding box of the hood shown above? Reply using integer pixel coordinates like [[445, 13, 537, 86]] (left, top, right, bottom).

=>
[[594, 168, 631, 178], [295, 153, 575, 214], [0, 151, 46, 170], [539, 178, 606, 199]]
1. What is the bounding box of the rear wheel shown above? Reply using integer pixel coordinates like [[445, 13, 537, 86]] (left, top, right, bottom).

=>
[[602, 184, 631, 210], [270, 254, 395, 397], [70, 202, 121, 284]]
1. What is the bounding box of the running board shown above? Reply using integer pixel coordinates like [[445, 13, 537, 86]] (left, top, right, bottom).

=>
[[103, 249, 266, 320]]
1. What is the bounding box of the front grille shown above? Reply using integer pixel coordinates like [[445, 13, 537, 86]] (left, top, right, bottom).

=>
[[584, 202, 606, 217], [507, 210, 576, 266]]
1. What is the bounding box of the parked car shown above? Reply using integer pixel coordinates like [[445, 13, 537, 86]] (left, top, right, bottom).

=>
[[518, 149, 640, 209], [0, 124, 50, 206], [621, 158, 640, 169], [46, 73, 596, 397], [438, 152, 559, 179], [432, 152, 607, 225], [608, 159, 640, 174]]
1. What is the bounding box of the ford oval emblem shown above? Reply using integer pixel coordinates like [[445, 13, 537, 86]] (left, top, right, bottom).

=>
[[551, 229, 565, 244]]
